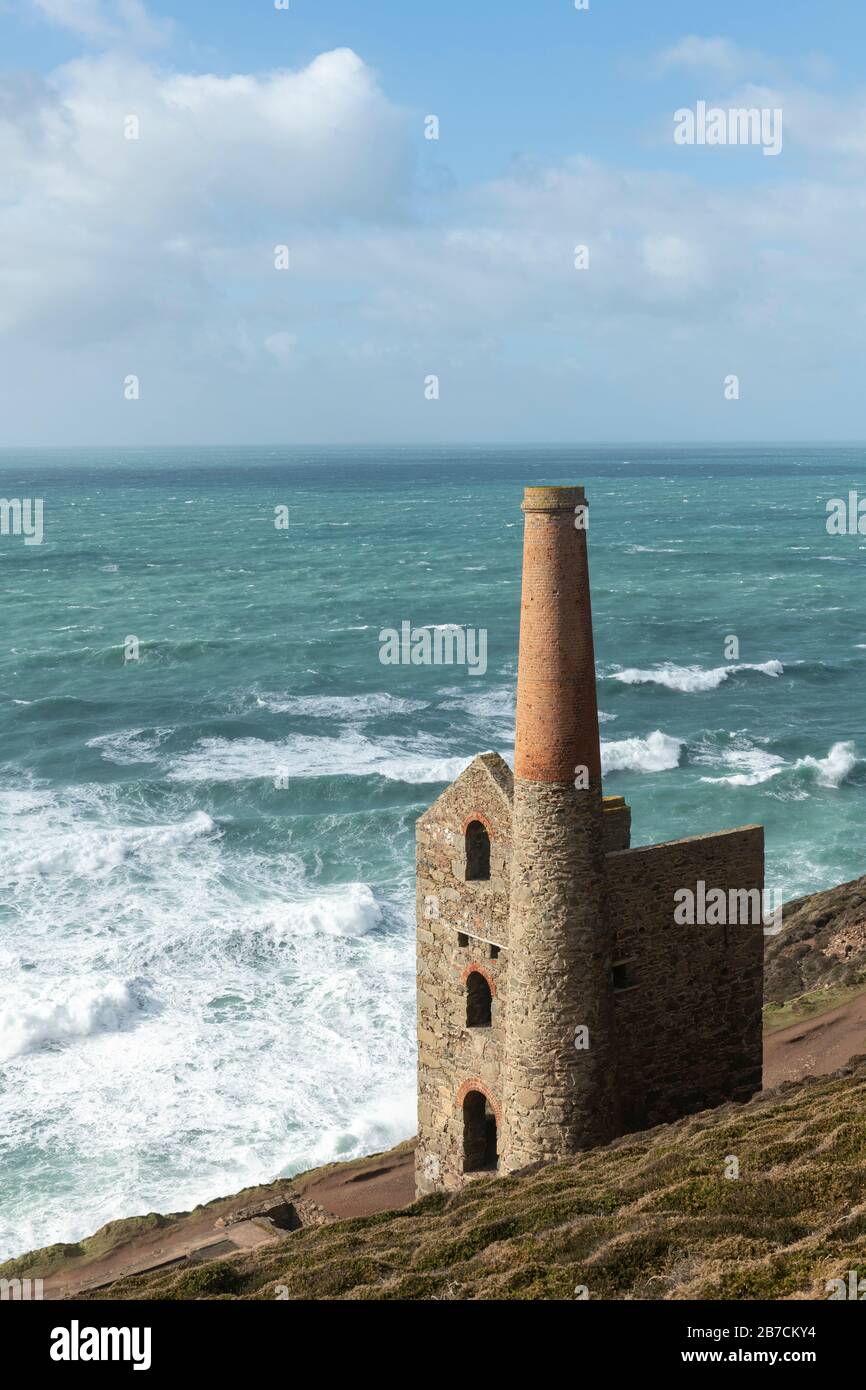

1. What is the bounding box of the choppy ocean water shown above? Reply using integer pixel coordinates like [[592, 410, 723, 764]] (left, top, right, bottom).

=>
[[1, 443, 865, 1258]]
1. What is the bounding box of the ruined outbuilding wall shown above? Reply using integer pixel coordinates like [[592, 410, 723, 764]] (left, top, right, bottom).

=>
[[608, 825, 765, 1133]]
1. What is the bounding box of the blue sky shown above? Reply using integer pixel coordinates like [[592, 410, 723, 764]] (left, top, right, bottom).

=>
[[6, 0, 862, 182], [2, 0, 866, 444]]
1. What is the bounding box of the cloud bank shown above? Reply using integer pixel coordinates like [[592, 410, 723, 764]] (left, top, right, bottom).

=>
[[2, 20, 866, 443]]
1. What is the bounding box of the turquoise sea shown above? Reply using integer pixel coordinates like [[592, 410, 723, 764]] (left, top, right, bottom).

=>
[[1, 444, 865, 1258]]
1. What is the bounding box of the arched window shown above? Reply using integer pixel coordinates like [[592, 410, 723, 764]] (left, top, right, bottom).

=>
[[466, 970, 492, 1028], [462, 1091, 498, 1172], [465, 820, 490, 881]]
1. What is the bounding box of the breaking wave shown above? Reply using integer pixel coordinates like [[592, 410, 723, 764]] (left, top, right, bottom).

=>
[[0, 980, 139, 1063], [272, 884, 383, 939], [698, 740, 857, 789], [793, 741, 858, 789], [609, 660, 783, 693], [698, 746, 786, 787], [601, 730, 684, 774]]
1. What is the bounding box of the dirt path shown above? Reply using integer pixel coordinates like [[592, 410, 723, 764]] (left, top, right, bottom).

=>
[[36, 1144, 417, 1300], [295, 1144, 416, 1218], [763, 987, 866, 1086], [40, 1202, 282, 1301]]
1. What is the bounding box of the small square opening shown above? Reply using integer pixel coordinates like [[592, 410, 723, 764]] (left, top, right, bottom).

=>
[[613, 961, 637, 991]]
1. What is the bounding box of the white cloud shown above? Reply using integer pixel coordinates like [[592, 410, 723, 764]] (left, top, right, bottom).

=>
[[641, 233, 705, 289], [2, 39, 866, 442], [264, 331, 299, 367], [0, 48, 410, 340], [31, 0, 172, 48], [762, 82, 866, 156], [655, 36, 759, 80]]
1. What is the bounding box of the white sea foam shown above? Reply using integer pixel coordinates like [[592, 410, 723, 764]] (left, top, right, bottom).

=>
[[253, 692, 427, 719], [301, 1083, 417, 1173], [436, 685, 615, 729], [274, 884, 383, 938], [87, 727, 173, 764], [0, 781, 416, 1257], [0, 980, 137, 1062], [699, 748, 786, 786], [610, 660, 783, 693], [6, 809, 215, 881], [696, 739, 858, 789], [794, 741, 857, 788], [167, 731, 470, 785], [437, 687, 515, 722], [601, 730, 684, 774]]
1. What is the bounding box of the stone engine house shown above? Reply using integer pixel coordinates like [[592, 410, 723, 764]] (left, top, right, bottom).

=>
[[415, 485, 765, 1195]]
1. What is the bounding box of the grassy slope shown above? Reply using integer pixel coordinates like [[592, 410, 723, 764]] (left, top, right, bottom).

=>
[[0, 1214, 173, 1283], [9, 876, 866, 1296], [95, 1058, 866, 1301], [763, 980, 866, 1032]]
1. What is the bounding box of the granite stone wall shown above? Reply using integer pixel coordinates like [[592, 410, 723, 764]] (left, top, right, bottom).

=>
[[502, 780, 620, 1170], [415, 775, 764, 1195], [414, 753, 512, 1195], [608, 825, 765, 1131]]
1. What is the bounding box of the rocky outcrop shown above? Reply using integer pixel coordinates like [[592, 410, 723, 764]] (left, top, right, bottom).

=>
[[767, 874, 866, 1004]]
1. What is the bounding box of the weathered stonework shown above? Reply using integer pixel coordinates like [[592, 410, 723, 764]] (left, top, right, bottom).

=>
[[608, 825, 765, 1131], [414, 485, 765, 1196], [415, 753, 511, 1195], [503, 780, 620, 1168]]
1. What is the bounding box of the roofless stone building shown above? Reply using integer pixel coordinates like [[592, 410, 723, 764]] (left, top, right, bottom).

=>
[[415, 485, 765, 1195]]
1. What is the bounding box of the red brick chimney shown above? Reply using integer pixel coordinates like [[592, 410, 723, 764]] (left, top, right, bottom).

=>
[[514, 485, 602, 787], [503, 484, 618, 1171]]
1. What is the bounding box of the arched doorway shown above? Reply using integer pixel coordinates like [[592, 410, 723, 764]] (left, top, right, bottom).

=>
[[463, 1090, 498, 1172]]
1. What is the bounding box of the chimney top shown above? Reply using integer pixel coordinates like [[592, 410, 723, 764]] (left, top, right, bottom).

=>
[[522, 485, 585, 512]]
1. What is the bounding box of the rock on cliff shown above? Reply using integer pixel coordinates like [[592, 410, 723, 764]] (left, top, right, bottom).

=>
[[767, 875, 866, 1005]]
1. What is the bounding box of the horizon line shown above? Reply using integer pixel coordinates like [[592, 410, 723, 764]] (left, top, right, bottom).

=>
[[3, 440, 866, 453]]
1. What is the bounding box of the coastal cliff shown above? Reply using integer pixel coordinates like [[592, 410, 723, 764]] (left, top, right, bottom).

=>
[[4, 873, 866, 1301], [78, 1055, 866, 1300], [765, 873, 866, 1006]]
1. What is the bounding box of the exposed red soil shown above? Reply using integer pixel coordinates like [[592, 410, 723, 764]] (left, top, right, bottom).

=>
[[763, 987, 866, 1086]]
